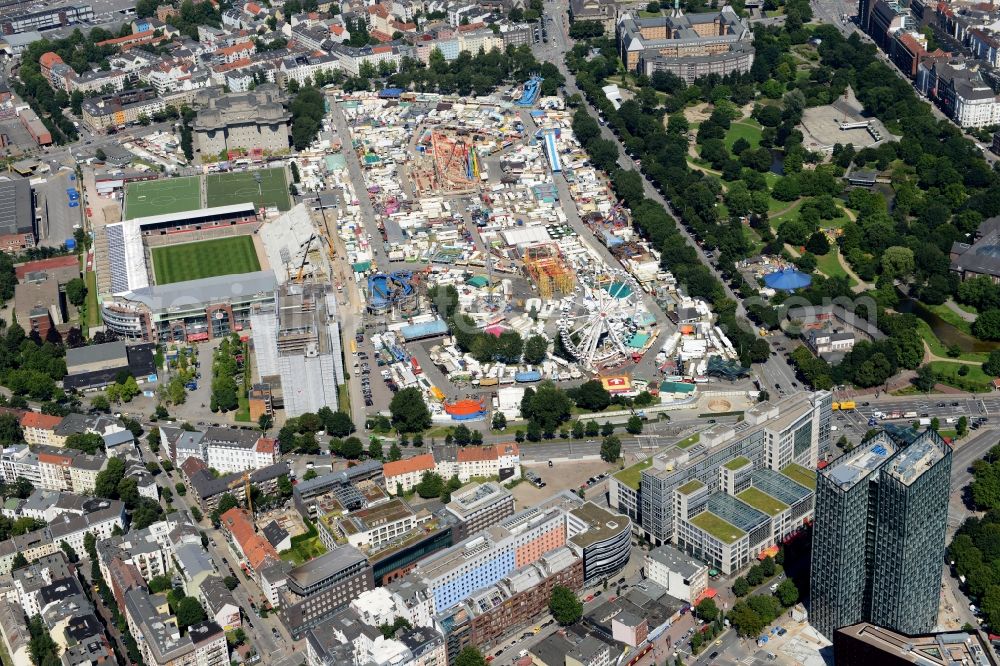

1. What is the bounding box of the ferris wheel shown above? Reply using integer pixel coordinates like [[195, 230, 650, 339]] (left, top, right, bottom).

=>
[[557, 271, 644, 371]]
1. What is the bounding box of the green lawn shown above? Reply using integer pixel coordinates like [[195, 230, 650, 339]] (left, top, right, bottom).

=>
[[924, 302, 973, 335], [206, 167, 291, 211], [724, 121, 763, 151], [724, 455, 750, 470], [914, 319, 989, 363], [280, 520, 328, 565], [928, 360, 993, 392], [691, 511, 745, 544], [280, 536, 326, 565], [152, 236, 260, 284], [124, 176, 203, 220], [781, 462, 816, 490], [737, 487, 789, 516], [84, 270, 101, 327], [614, 457, 653, 490], [814, 249, 856, 287], [234, 395, 251, 422]]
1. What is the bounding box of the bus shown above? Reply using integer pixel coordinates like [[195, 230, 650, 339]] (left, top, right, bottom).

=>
[[350, 339, 357, 354]]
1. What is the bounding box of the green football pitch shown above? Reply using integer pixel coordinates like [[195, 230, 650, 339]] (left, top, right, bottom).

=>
[[205, 168, 291, 211], [123, 177, 203, 220], [151, 236, 261, 284]]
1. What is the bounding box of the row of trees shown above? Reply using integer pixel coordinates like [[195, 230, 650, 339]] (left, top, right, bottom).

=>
[[950, 444, 1000, 630]]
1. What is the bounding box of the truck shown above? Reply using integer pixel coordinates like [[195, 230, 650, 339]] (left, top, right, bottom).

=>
[[903, 411, 918, 419], [919, 417, 931, 426]]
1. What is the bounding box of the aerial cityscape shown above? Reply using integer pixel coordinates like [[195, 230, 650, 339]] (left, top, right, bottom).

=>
[[1, 0, 1000, 663]]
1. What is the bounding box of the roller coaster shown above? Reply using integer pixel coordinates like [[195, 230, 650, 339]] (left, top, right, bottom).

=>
[[367, 271, 418, 315]]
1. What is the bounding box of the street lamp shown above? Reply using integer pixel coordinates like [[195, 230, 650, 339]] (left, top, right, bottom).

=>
[[254, 172, 263, 214]]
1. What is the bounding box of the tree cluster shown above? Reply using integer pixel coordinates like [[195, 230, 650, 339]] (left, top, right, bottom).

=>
[[949, 467, 1000, 632]]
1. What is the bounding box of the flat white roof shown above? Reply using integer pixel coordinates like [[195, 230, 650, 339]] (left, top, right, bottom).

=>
[[130, 202, 256, 228]]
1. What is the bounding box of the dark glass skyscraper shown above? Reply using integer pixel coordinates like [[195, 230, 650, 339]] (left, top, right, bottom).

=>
[[809, 429, 951, 640]]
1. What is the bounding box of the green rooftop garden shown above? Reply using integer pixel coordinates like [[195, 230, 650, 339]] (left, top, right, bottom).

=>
[[614, 457, 654, 490], [676, 433, 701, 449], [737, 487, 789, 516], [724, 456, 751, 471], [690, 511, 745, 544], [677, 479, 706, 495], [781, 462, 817, 490]]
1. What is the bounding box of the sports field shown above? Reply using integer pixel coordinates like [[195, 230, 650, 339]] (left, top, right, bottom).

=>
[[151, 236, 261, 284], [205, 168, 291, 211], [124, 177, 203, 220]]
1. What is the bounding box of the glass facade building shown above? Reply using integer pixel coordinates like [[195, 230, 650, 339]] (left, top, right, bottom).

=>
[[809, 429, 951, 640]]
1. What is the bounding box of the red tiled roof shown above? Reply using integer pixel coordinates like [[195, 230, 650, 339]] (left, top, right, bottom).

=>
[[214, 57, 253, 73], [180, 456, 209, 477], [456, 446, 494, 463], [370, 30, 393, 42], [217, 40, 254, 56], [383, 453, 435, 478], [15, 254, 80, 280], [39, 52, 64, 69], [97, 29, 156, 46], [20, 412, 62, 430], [255, 437, 276, 454], [896, 31, 927, 57], [220, 507, 279, 571], [38, 452, 72, 465]]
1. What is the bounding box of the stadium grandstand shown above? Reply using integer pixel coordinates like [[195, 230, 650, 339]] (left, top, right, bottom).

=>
[[94, 200, 278, 344]]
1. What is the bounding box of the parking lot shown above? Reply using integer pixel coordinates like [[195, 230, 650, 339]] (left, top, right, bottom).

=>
[[512, 459, 614, 510], [38, 168, 83, 247]]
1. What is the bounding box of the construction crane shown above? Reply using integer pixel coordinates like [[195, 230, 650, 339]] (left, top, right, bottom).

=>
[[295, 234, 317, 283], [242, 471, 253, 517]]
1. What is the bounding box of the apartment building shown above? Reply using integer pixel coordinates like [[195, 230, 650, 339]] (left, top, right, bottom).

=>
[[220, 507, 281, 577], [124, 588, 229, 666], [162, 424, 279, 473], [20, 412, 63, 447], [383, 443, 521, 494], [325, 498, 423, 551], [274, 547, 375, 638], [0, 500, 126, 574], [644, 544, 708, 604], [81, 87, 165, 133]]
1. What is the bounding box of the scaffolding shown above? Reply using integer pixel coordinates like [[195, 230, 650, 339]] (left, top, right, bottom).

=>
[[523, 242, 575, 300]]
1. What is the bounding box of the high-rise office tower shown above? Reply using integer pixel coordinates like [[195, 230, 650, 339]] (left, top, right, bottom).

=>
[[809, 429, 951, 640]]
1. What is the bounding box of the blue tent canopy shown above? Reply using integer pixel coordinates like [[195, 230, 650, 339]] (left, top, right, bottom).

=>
[[763, 268, 812, 292]]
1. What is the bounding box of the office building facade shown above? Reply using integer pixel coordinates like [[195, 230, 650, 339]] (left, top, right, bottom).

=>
[[809, 429, 951, 640], [638, 392, 829, 546]]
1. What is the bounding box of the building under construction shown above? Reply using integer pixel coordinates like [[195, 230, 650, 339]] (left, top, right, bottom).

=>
[[249, 282, 345, 417], [523, 242, 575, 300]]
